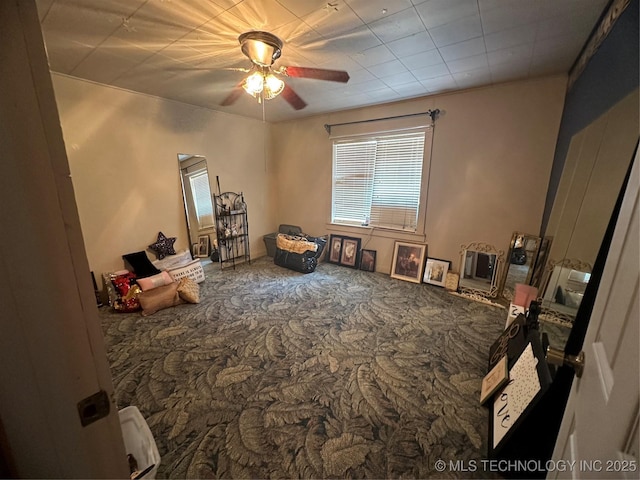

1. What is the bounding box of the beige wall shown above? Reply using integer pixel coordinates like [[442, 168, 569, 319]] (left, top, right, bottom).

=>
[[271, 75, 567, 274], [51, 74, 276, 282]]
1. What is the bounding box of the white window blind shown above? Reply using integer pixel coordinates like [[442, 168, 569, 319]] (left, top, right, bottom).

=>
[[188, 171, 214, 228], [332, 130, 426, 232]]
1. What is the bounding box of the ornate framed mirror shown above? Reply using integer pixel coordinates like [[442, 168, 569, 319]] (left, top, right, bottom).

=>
[[499, 232, 542, 302], [539, 258, 593, 326], [458, 242, 505, 303]]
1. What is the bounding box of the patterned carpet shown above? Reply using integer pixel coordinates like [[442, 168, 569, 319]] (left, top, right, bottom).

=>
[[100, 256, 507, 479]]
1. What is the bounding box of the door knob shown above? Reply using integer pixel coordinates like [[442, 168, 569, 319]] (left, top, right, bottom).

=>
[[546, 346, 585, 377]]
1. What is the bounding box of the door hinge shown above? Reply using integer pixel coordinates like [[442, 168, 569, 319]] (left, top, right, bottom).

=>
[[77, 390, 110, 427]]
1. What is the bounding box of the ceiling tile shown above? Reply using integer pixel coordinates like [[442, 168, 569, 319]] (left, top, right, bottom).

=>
[[411, 62, 451, 80], [273, 20, 323, 48], [40, 0, 131, 49], [132, 0, 226, 31], [483, 23, 537, 52], [367, 8, 426, 43], [352, 44, 396, 68], [536, 10, 600, 41], [489, 60, 532, 83], [108, 15, 192, 54], [477, 0, 540, 35], [302, 2, 365, 38], [399, 49, 444, 69], [317, 24, 382, 55], [537, 0, 609, 20], [386, 31, 436, 57], [415, 0, 479, 29], [533, 34, 585, 59], [419, 73, 455, 91], [40, 31, 96, 74], [381, 71, 419, 87], [72, 37, 154, 83], [367, 59, 409, 79], [345, 0, 414, 24], [428, 14, 483, 47], [344, 68, 378, 84], [438, 36, 486, 61], [487, 43, 534, 67], [390, 81, 428, 96], [453, 67, 492, 88], [366, 89, 402, 103], [155, 42, 213, 65], [275, 0, 329, 18], [226, 0, 298, 31], [446, 53, 488, 74]]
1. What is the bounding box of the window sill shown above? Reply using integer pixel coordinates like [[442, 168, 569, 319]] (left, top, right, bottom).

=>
[[325, 223, 426, 242]]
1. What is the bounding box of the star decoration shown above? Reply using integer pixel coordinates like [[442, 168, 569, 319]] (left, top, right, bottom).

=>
[[148, 231, 176, 260]]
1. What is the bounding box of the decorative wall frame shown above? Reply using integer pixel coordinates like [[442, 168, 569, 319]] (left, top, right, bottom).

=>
[[339, 236, 361, 268], [423, 258, 451, 287], [359, 249, 377, 272], [390, 241, 427, 284], [197, 235, 210, 258], [327, 234, 343, 264]]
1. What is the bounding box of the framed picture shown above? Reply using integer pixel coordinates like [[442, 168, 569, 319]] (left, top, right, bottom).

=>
[[480, 355, 509, 405], [423, 258, 451, 287], [339, 236, 361, 268], [197, 235, 210, 258], [359, 249, 377, 272], [390, 241, 427, 284], [328, 235, 343, 264]]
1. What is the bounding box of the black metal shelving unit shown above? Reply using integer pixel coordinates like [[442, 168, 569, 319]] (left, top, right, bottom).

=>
[[213, 191, 250, 270]]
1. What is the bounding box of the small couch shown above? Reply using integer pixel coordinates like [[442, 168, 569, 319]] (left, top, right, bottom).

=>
[[274, 233, 327, 273]]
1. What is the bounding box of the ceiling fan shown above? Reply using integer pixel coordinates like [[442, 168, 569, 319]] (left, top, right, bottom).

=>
[[220, 31, 350, 110]]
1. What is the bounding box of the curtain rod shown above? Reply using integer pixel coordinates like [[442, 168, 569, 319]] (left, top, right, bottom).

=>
[[324, 109, 440, 135]]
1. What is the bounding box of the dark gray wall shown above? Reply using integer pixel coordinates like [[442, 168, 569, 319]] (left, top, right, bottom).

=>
[[541, 0, 639, 234]]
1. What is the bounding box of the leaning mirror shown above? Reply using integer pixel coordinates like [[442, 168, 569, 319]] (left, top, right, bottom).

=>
[[540, 259, 592, 324], [178, 154, 215, 257], [499, 232, 541, 302], [458, 242, 504, 303]]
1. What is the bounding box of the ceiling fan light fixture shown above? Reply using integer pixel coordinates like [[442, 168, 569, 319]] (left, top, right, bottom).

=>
[[238, 31, 283, 67]]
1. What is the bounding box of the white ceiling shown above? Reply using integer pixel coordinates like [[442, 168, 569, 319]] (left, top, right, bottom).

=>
[[36, 0, 609, 122]]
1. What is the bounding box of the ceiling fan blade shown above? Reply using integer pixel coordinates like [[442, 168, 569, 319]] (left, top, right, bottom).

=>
[[279, 66, 349, 83], [281, 84, 307, 110], [220, 83, 244, 107], [170, 67, 250, 73]]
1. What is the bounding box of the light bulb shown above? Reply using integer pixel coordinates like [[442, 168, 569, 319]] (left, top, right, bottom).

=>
[[243, 71, 264, 96], [263, 74, 285, 99]]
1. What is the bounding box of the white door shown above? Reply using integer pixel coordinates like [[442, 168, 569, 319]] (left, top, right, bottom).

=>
[[549, 148, 639, 479], [0, 1, 128, 477]]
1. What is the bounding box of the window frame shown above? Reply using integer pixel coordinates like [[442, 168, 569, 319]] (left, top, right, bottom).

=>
[[330, 127, 432, 234]]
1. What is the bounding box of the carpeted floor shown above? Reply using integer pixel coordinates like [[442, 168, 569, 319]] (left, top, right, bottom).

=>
[[100, 256, 507, 479]]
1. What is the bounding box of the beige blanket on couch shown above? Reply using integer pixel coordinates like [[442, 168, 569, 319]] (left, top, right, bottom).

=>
[[276, 234, 318, 254]]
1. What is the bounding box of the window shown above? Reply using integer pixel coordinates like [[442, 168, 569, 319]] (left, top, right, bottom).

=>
[[188, 170, 214, 228], [332, 130, 428, 232]]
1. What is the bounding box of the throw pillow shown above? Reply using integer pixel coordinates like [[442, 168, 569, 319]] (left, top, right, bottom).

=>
[[177, 277, 200, 303], [138, 282, 184, 316], [122, 251, 162, 278], [136, 271, 173, 291], [105, 271, 141, 312], [148, 231, 177, 260]]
